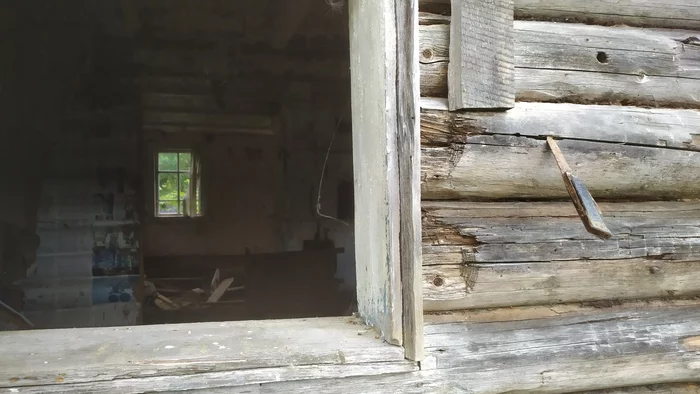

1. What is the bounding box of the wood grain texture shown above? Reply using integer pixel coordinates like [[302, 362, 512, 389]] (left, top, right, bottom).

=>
[[421, 102, 700, 151], [423, 201, 700, 310], [515, 0, 700, 29], [0, 317, 413, 390], [421, 306, 700, 392], [349, 0, 403, 345], [396, 0, 424, 361], [423, 201, 700, 263], [424, 299, 700, 324], [447, 0, 514, 109], [419, 0, 700, 29], [421, 135, 700, 200], [423, 259, 700, 311], [421, 18, 700, 107]]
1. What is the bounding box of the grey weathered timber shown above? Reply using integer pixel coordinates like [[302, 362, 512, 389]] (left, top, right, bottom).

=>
[[421, 135, 700, 199], [423, 201, 700, 263], [419, 0, 700, 29], [396, 0, 424, 361], [423, 259, 700, 311], [0, 317, 414, 390], [420, 18, 700, 107], [349, 0, 403, 345], [421, 101, 700, 151], [515, 0, 700, 29], [447, 0, 514, 110], [6, 308, 699, 393], [207, 306, 700, 393], [584, 384, 700, 393], [420, 306, 700, 392], [424, 299, 700, 324]]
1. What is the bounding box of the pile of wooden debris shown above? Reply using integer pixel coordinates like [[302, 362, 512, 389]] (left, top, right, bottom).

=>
[[144, 269, 244, 311]]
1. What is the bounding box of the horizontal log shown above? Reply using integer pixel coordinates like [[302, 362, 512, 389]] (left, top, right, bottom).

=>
[[423, 201, 700, 262], [419, 19, 700, 106], [424, 299, 700, 324], [419, 0, 700, 29], [422, 306, 700, 392], [421, 102, 700, 151], [423, 259, 700, 311], [422, 134, 700, 199]]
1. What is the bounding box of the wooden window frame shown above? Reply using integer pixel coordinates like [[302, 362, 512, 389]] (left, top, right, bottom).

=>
[[348, 0, 423, 360], [2, 0, 424, 367], [154, 150, 201, 218]]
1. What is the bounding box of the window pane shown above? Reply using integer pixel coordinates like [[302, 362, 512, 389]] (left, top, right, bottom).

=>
[[158, 152, 178, 171], [158, 200, 179, 215], [178, 152, 192, 171], [158, 173, 178, 200], [179, 173, 190, 200]]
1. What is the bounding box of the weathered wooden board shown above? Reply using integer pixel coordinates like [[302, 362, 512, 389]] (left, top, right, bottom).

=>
[[447, 0, 514, 109], [423, 201, 700, 262], [422, 135, 700, 199], [5, 308, 699, 393], [584, 384, 700, 393], [420, 306, 700, 392], [396, 0, 424, 361], [349, 0, 403, 345], [421, 102, 700, 151], [424, 299, 700, 324], [0, 317, 413, 389], [420, 18, 700, 106], [423, 259, 700, 311], [515, 0, 700, 29], [419, 0, 700, 29]]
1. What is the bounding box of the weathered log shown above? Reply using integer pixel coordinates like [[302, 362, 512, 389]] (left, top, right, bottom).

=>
[[419, 0, 700, 29], [420, 19, 700, 106], [423, 259, 700, 311], [421, 101, 700, 151], [423, 200, 700, 310], [421, 306, 700, 392], [421, 134, 700, 200], [423, 201, 700, 262]]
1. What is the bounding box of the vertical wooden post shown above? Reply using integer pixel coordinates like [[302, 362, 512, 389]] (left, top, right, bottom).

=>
[[448, 0, 515, 110], [348, 0, 403, 346], [396, 0, 424, 361]]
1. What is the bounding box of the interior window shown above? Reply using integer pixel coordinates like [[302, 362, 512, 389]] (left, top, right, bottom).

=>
[[156, 151, 201, 217]]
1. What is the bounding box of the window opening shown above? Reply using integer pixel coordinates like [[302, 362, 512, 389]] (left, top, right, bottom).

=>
[[156, 151, 201, 217]]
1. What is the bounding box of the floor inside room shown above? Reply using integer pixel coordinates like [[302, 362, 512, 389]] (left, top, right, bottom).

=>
[[0, 0, 356, 330]]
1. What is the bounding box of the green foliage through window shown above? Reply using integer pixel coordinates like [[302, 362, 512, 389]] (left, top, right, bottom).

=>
[[156, 151, 201, 217]]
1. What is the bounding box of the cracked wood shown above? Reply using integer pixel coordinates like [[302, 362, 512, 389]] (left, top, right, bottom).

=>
[[421, 134, 700, 200], [420, 17, 700, 107], [423, 305, 700, 392], [419, 0, 700, 30], [422, 201, 700, 310]]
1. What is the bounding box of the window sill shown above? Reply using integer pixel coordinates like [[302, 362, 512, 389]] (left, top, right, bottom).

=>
[[0, 316, 416, 392]]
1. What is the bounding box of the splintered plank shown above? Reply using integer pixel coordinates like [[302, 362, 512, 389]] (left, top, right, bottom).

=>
[[422, 201, 700, 310], [447, 0, 514, 109]]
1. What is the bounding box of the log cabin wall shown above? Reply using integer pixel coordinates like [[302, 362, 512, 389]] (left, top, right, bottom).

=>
[[418, 0, 700, 391]]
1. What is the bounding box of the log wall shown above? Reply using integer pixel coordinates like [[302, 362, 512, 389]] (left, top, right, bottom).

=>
[[419, 0, 700, 391]]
